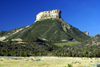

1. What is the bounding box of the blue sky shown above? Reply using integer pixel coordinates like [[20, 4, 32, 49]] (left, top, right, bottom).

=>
[[0, 0, 100, 36]]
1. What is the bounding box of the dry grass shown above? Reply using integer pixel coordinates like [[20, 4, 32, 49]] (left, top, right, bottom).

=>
[[0, 56, 100, 67]]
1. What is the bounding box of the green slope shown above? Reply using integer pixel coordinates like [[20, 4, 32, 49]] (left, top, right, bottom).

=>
[[0, 31, 8, 37], [81, 34, 100, 45], [5, 18, 90, 42]]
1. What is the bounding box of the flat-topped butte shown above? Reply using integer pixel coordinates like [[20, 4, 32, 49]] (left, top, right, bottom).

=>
[[36, 10, 61, 21]]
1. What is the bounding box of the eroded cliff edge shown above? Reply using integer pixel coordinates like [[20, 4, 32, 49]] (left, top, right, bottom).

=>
[[35, 9, 61, 21]]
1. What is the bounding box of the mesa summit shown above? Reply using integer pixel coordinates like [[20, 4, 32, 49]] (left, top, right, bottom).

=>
[[35, 9, 62, 21]]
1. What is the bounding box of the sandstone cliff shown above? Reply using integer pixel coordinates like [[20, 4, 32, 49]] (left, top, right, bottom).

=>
[[35, 9, 61, 21], [83, 31, 89, 35]]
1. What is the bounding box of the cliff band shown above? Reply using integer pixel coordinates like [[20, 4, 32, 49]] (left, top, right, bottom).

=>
[[36, 10, 61, 21]]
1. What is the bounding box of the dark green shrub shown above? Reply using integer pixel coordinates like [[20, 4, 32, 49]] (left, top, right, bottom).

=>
[[97, 64, 100, 67], [68, 64, 73, 67]]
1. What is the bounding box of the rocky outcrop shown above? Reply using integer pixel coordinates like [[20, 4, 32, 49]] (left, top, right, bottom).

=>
[[0, 36, 6, 41], [83, 31, 89, 35], [12, 38, 23, 42], [35, 9, 61, 21]]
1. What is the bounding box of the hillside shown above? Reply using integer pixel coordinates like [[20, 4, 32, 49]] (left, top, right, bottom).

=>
[[4, 18, 90, 42], [81, 34, 100, 45], [0, 31, 8, 37], [0, 26, 28, 41]]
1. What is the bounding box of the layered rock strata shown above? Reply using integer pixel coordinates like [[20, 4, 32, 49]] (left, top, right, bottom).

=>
[[35, 9, 61, 21]]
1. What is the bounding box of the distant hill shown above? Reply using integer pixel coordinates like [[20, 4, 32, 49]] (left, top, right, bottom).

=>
[[81, 34, 100, 45]]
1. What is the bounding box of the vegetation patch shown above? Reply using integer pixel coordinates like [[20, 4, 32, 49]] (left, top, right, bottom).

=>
[[54, 42, 80, 47]]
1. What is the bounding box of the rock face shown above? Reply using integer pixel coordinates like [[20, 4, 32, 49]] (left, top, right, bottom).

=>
[[36, 9, 61, 21], [12, 38, 23, 42], [83, 31, 89, 35], [0, 36, 6, 41]]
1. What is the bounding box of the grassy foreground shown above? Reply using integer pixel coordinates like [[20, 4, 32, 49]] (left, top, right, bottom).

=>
[[0, 56, 100, 67]]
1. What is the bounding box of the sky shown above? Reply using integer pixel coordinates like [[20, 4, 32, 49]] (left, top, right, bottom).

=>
[[0, 0, 100, 36]]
